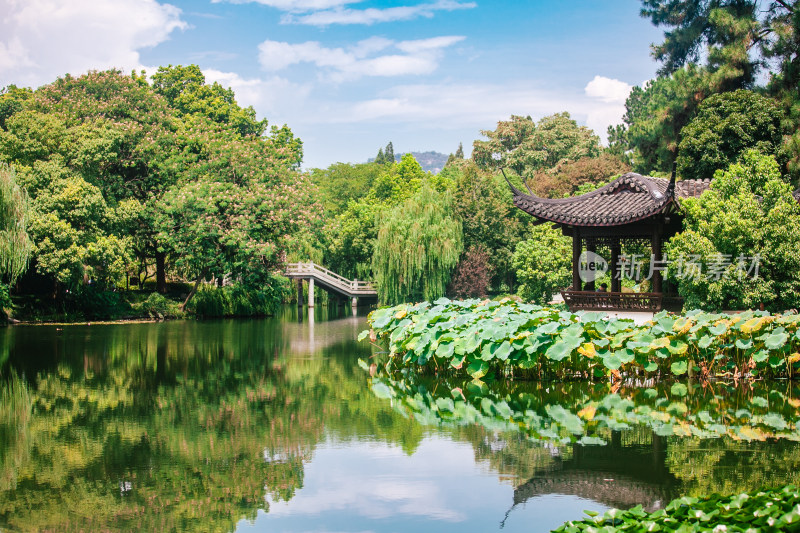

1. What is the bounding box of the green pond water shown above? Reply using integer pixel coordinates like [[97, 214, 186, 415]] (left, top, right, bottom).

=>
[[1, 307, 799, 532]]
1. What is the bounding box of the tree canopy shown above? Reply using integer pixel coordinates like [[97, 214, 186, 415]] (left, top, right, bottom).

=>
[[0, 67, 311, 312], [473, 113, 601, 188], [666, 150, 800, 311], [677, 89, 788, 180]]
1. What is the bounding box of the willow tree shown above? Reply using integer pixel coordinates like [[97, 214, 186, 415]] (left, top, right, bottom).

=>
[[0, 164, 32, 318], [373, 185, 462, 305], [0, 164, 32, 283]]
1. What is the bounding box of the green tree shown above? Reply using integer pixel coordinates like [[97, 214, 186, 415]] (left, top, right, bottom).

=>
[[0, 110, 72, 167], [615, 66, 711, 174], [451, 161, 527, 289], [445, 142, 466, 167], [323, 155, 429, 281], [309, 162, 381, 215], [23, 161, 132, 289], [371, 153, 425, 203], [326, 199, 383, 280], [665, 150, 800, 310], [384, 141, 395, 163], [20, 70, 179, 292], [472, 113, 601, 185], [641, 1, 799, 91], [151, 64, 267, 137], [677, 89, 787, 180], [638, 1, 800, 177], [0, 85, 32, 130], [641, 0, 762, 90], [373, 185, 463, 304], [512, 223, 572, 304]]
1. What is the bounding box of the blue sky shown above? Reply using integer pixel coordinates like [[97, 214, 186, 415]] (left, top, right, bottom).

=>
[[0, 0, 664, 169]]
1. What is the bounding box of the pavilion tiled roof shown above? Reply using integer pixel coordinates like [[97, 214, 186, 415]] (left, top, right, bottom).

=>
[[508, 172, 712, 227]]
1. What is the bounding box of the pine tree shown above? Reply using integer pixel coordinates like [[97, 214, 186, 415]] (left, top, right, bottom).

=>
[[455, 142, 464, 159], [384, 142, 395, 163], [374, 147, 385, 164]]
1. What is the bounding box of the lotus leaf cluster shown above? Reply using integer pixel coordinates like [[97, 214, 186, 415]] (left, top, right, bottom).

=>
[[554, 485, 800, 532], [361, 299, 800, 380]]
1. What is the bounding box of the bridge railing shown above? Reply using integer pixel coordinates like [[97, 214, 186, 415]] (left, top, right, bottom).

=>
[[285, 262, 376, 293]]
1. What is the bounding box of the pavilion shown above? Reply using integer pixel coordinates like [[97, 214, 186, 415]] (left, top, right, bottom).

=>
[[506, 171, 711, 311]]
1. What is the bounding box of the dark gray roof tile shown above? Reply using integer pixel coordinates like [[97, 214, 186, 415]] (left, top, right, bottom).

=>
[[509, 172, 711, 227]]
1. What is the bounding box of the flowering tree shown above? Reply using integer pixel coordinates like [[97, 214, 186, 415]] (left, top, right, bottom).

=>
[[156, 174, 321, 310]]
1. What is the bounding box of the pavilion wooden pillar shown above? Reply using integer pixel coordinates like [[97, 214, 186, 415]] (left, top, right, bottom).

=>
[[652, 227, 663, 294], [571, 227, 582, 291], [585, 241, 596, 291], [610, 241, 621, 293]]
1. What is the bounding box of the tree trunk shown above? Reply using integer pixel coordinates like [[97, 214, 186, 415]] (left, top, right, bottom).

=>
[[180, 270, 206, 312], [156, 251, 167, 294]]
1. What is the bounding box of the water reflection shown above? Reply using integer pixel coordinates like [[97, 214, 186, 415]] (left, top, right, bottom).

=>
[[368, 374, 800, 443], [0, 308, 799, 532]]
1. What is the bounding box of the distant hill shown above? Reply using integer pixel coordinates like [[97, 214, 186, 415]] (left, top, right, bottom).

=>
[[368, 151, 450, 174], [398, 151, 449, 174]]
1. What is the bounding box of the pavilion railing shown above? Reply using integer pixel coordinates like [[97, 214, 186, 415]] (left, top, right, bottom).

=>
[[560, 290, 663, 312]]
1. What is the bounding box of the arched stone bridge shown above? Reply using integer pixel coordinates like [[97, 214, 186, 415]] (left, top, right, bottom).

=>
[[285, 262, 378, 307]]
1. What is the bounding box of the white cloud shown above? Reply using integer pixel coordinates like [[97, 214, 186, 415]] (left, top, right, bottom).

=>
[[584, 75, 632, 104], [283, 0, 476, 26], [0, 0, 187, 88], [216, 0, 475, 25], [333, 82, 588, 126], [396, 36, 465, 54], [257, 36, 464, 80], [213, 0, 360, 11], [203, 69, 313, 120], [584, 75, 633, 142]]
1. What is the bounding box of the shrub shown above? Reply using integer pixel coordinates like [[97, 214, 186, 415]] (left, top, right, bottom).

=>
[[512, 223, 571, 304], [189, 278, 289, 318], [449, 245, 493, 298], [139, 292, 182, 319]]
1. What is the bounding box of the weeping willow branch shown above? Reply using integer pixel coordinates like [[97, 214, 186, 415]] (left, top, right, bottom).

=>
[[373, 184, 463, 305], [0, 164, 32, 283]]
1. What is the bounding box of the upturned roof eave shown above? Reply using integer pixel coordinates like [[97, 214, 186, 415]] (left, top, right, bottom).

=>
[[507, 171, 710, 228], [514, 198, 674, 228]]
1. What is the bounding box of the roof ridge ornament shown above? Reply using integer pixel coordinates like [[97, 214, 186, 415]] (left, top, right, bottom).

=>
[[666, 161, 677, 201]]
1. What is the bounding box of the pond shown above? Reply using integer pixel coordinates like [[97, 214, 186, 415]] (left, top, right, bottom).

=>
[[1, 307, 799, 532]]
